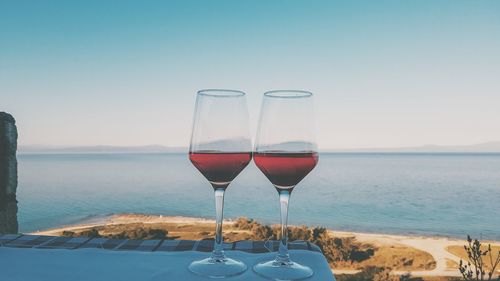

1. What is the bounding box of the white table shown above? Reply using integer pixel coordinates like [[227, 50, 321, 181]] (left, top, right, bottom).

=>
[[0, 247, 335, 280], [0, 234, 335, 280]]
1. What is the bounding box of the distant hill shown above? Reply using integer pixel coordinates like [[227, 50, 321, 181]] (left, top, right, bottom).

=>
[[18, 141, 500, 154], [18, 145, 186, 154], [324, 141, 500, 153]]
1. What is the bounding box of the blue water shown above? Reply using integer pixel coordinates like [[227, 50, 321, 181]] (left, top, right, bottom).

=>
[[16, 153, 500, 240]]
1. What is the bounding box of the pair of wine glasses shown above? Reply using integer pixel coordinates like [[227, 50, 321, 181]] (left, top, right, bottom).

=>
[[188, 89, 318, 280]]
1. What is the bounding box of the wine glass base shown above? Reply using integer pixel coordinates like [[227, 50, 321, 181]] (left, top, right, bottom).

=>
[[188, 256, 247, 278], [253, 259, 313, 280]]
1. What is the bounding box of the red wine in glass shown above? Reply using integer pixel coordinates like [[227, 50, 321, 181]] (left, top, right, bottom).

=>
[[188, 89, 252, 278], [253, 90, 318, 280], [189, 151, 252, 186], [253, 152, 318, 189]]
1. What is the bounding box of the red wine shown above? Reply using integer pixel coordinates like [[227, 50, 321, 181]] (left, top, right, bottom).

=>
[[189, 151, 252, 186], [254, 152, 318, 189]]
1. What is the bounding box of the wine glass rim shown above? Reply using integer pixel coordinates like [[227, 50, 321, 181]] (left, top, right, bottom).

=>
[[197, 89, 246, 97], [264, 90, 313, 98]]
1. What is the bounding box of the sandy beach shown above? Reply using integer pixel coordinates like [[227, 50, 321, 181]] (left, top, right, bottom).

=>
[[32, 214, 500, 277], [33, 214, 221, 234]]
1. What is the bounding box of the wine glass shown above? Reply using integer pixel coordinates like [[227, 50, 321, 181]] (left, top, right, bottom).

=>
[[188, 89, 252, 278], [253, 90, 318, 280]]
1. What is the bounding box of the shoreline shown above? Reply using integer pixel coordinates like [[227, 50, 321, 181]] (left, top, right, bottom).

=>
[[32, 213, 500, 244], [31, 213, 500, 277]]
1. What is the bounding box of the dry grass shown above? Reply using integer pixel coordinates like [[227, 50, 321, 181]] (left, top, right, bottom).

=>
[[446, 258, 459, 269], [352, 244, 436, 270], [335, 268, 460, 281], [420, 277, 462, 281], [447, 245, 500, 272], [80, 222, 248, 240]]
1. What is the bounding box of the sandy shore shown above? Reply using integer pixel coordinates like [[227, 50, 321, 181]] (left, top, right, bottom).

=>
[[32, 214, 500, 277], [331, 231, 487, 277], [33, 214, 222, 235]]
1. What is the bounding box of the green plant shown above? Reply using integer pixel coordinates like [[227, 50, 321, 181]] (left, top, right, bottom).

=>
[[62, 227, 167, 240], [459, 235, 500, 281], [233, 217, 375, 265], [62, 228, 101, 238]]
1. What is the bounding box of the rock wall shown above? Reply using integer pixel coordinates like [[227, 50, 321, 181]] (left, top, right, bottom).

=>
[[0, 112, 18, 234]]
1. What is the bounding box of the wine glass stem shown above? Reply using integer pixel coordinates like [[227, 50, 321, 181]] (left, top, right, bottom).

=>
[[277, 190, 291, 263], [212, 187, 226, 260]]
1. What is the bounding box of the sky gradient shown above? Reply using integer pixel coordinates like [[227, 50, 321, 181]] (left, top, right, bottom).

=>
[[1, 0, 499, 149]]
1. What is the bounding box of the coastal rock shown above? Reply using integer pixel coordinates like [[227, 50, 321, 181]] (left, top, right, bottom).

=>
[[0, 112, 18, 234]]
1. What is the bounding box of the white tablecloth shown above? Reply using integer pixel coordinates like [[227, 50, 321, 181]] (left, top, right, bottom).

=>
[[0, 247, 335, 281]]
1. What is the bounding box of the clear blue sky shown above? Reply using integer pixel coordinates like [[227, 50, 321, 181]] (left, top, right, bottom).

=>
[[1, 0, 499, 149]]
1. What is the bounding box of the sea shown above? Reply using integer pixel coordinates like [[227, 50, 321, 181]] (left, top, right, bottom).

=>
[[16, 153, 500, 240]]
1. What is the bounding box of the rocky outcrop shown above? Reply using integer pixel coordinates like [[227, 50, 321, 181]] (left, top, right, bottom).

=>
[[0, 112, 18, 234]]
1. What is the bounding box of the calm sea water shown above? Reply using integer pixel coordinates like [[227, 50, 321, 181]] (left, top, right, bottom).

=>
[[16, 153, 500, 240]]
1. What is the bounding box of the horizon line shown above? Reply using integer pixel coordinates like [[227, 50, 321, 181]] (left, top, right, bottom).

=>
[[16, 140, 500, 154]]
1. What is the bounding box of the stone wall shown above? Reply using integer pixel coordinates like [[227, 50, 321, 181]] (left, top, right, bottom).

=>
[[0, 112, 18, 234]]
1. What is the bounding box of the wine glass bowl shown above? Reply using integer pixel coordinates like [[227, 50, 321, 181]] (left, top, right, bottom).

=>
[[188, 89, 251, 278], [253, 151, 318, 191], [253, 90, 318, 280]]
